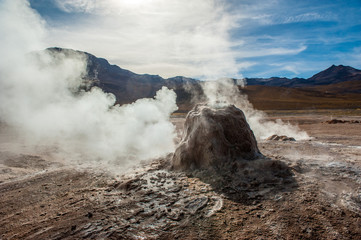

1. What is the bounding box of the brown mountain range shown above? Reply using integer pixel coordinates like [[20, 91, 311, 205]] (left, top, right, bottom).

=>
[[46, 48, 361, 111]]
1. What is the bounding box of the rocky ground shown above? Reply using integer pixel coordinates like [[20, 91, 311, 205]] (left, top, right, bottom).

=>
[[0, 113, 361, 239]]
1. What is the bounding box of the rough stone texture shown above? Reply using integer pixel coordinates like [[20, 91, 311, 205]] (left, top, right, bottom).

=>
[[266, 135, 296, 141], [172, 104, 260, 170]]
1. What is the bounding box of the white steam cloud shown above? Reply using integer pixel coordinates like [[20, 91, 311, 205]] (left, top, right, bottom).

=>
[[0, 0, 177, 170], [203, 79, 309, 140]]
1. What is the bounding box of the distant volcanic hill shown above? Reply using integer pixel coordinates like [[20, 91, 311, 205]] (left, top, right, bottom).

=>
[[307, 65, 361, 85], [45, 47, 361, 110], [245, 65, 361, 90]]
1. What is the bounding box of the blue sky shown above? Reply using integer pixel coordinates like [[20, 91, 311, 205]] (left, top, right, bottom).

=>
[[227, 0, 361, 78], [28, 0, 361, 79]]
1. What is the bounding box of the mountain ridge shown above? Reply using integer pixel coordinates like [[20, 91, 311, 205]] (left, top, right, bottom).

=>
[[47, 47, 361, 89], [45, 47, 361, 110], [245, 65, 361, 88]]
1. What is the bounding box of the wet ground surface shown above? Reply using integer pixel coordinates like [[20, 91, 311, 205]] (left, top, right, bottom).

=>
[[0, 113, 361, 239]]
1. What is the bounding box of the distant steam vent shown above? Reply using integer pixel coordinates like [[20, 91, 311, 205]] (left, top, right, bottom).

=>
[[172, 104, 261, 171]]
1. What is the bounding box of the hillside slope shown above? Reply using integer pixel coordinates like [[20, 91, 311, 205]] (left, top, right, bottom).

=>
[[45, 48, 361, 111], [45, 47, 203, 107]]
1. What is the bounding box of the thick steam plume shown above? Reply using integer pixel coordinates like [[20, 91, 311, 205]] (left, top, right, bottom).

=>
[[0, 0, 178, 171]]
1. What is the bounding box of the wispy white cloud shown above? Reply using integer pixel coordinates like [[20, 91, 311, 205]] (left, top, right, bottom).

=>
[[55, 0, 97, 13], [282, 12, 330, 24], [248, 60, 335, 78], [237, 45, 307, 58], [260, 12, 336, 26]]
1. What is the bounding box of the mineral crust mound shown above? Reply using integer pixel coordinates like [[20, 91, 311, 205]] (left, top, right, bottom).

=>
[[172, 104, 261, 170]]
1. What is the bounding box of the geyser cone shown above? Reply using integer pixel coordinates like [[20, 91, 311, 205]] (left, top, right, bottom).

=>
[[172, 104, 261, 170]]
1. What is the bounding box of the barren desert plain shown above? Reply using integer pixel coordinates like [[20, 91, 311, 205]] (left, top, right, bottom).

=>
[[1, 109, 361, 239]]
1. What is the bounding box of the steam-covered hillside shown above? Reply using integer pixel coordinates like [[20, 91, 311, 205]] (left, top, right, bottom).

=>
[[46, 48, 361, 110], [46, 48, 203, 107]]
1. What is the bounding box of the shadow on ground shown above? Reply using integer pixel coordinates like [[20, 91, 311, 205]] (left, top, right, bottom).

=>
[[182, 156, 298, 204]]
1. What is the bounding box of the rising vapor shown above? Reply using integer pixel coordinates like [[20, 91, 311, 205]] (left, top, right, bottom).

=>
[[0, 0, 178, 171], [202, 79, 309, 140]]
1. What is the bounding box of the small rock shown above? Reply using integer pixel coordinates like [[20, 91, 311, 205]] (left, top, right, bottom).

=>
[[167, 209, 184, 221], [186, 196, 208, 214], [267, 135, 296, 141]]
